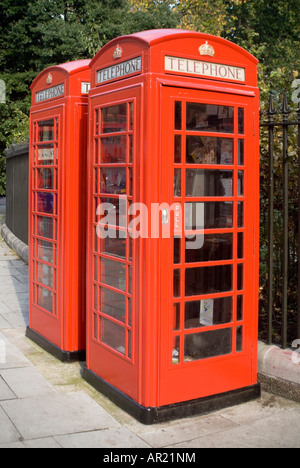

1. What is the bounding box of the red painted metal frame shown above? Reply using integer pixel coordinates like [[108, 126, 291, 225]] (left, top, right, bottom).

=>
[[86, 29, 260, 410], [28, 60, 90, 357]]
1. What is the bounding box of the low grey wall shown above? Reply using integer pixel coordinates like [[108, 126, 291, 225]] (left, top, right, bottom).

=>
[[4, 141, 29, 245]]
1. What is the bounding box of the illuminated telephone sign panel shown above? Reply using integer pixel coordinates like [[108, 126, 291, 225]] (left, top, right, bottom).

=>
[[84, 30, 260, 423], [27, 60, 91, 361]]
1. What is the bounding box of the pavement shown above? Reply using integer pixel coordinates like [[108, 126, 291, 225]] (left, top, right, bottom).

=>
[[1, 205, 300, 448]]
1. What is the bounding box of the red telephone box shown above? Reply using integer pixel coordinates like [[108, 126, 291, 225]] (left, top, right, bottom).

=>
[[27, 60, 91, 361], [83, 29, 260, 423]]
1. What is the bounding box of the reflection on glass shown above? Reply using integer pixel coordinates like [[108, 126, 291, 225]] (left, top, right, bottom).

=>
[[238, 108, 244, 134], [37, 286, 53, 313], [100, 136, 127, 163], [238, 171, 244, 196], [100, 230, 126, 259], [37, 169, 53, 189], [172, 335, 180, 364], [37, 216, 54, 240], [185, 170, 233, 197], [38, 120, 54, 142], [175, 101, 182, 130], [101, 104, 127, 133], [37, 240, 54, 264], [99, 287, 126, 323], [185, 233, 233, 263], [37, 144, 55, 165], [174, 135, 181, 163], [97, 197, 127, 228], [100, 258, 126, 292], [184, 328, 232, 361], [186, 136, 233, 165], [100, 168, 126, 194], [185, 297, 232, 329], [174, 169, 181, 197], [238, 139, 244, 165], [37, 192, 53, 214], [185, 265, 232, 296], [37, 263, 53, 288], [186, 103, 234, 133], [100, 316, 125, 355], [185, 202, 233, 229]]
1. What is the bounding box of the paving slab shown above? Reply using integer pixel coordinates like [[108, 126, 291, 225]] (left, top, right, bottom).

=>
[[55, 427, 151, 449], [0, 437, 62, 449], [0, 405, 21, 445], [0, 331, 31, 370], [1, 391, 121, 440], [0, 375, 16, 401], [0, 367, 58, 399], [136, 413, 239, 448]]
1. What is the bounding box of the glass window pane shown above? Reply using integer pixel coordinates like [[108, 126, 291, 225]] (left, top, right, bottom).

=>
[[37, 263, 53, 289], [100, 258, 126, 292], [185, 233, 233, 263], [173, 303, 180, 331], [174, 169, 181, 197], [99, 287, 126, 323], [97, 197, 127, 228], [37, 240, 54, 264], [237, 232, 244, 259], [237, 202, 244, 227], [174, 135, 181, 163], [185, 297, 232, 329], [101, 104, 127, 133], [186, 103, 234, 133], [238, 139, 244, 165], [186, 137, 233, 165], [238, 171, 244, 196], [174, 237, 181, 264], [38, 120, 54, 142], [237, 264, 243, 290], [172, 336, 180, 364], [100, 136, 127, 163], [37, 286, 53, 313], [37, 216, 54, 240], [36, 192, 53, 214], [99, 229, 126, 259], [37, 169, 54, 189], [37, 144, 54, 165], [174, 269, 181, 298], [185, 170, 233, 197], [175, 101, 182, 130], [100, 316, 125, 355], [184, 328, 232, 361], [237, 295, 243, 321], [100, 167, 126, 195], [238, 108, 244, 134], [237, 325, 243, 352], [185, 202, 233, 229], [185, 265, 233, 296]]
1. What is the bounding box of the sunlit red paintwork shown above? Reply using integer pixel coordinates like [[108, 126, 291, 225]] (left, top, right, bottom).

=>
[[86, 29, 260, 412], [28, 60, 90, 358]]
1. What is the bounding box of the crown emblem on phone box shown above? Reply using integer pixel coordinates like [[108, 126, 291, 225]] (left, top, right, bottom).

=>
[[199, 41, 215, 57]]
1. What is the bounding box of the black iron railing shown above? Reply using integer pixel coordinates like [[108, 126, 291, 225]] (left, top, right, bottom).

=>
[[260, 93, 300, 348]]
